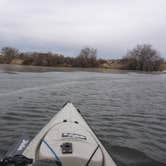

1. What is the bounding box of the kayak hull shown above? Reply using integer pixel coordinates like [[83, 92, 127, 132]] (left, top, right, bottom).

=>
[[23, 102, 116, 166]]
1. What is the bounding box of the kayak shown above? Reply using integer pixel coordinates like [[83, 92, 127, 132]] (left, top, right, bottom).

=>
[[1, 102, 116, 166], [24, 102, 116, 166]]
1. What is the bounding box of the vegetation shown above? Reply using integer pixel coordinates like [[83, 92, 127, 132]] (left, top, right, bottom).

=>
[[1, 47, 19, 64], [0, 45, 165, 71], [121, 44, 164, 71], [74, 48, 98, 67], [0, 47, 104, 68]]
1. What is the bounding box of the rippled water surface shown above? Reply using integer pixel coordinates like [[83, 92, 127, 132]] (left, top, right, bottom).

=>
[[0, 64, 166, 166]]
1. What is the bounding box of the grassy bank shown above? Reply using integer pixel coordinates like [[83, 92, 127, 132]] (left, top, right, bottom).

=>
[[1, 59, 166, 72]]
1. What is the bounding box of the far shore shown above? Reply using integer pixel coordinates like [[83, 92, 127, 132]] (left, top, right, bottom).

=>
[[0, 64, 166, 74], [0, 45, 166, 72], [1, 57, 166, 72]]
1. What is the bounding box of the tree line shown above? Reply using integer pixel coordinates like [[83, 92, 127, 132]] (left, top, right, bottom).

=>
[[0, 47, 104, 68], [0, 45, 165, 71]]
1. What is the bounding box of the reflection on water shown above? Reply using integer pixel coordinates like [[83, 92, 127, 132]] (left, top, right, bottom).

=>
[[0, 64, 166, 166]]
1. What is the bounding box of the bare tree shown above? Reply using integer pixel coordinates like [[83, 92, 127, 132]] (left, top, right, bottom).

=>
[[1, 47, 19, 63], [123, 44, 164, 71], [75, 47, 98, 67]]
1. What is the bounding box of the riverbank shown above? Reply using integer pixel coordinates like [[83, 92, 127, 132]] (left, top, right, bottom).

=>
[[0, 55, 124, 69], [0, 64, 166, 74], [0, 59, 166, 73], [0, 63, 127, 73]]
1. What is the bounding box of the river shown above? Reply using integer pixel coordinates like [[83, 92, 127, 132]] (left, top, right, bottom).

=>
[[0, 64, 166, 166]]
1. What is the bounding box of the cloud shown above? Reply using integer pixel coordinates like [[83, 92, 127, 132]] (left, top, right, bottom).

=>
[[0, 0, 166, 58]]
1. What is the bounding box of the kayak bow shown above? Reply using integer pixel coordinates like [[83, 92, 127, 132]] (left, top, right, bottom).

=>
[[23, 102, 116, 166]]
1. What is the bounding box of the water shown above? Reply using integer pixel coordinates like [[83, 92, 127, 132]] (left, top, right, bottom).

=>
[[0, 64, 166, 166]]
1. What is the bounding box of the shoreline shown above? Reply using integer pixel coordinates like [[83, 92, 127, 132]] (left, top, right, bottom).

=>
[[0, 63, 166, 74]]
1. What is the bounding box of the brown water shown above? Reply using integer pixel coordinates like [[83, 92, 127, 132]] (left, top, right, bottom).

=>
[[0, 64, 166, 166]]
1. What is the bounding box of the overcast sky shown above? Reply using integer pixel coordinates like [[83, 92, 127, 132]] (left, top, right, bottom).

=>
[[0, 0, 166, 58]]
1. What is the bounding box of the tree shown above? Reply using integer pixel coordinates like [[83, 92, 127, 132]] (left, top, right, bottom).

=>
[[75, 47, 98, 67], [1, 47, 19, 63], [123, 44, 164, 71]]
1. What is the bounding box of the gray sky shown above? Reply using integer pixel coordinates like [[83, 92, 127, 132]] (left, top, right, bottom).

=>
[[0, 0, 166, 58]]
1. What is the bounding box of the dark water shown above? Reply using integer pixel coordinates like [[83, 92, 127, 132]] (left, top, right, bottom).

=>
[[0, 64, 166, 166]]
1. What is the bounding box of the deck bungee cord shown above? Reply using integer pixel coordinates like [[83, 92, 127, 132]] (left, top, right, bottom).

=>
[[43, 140, 62, 166]]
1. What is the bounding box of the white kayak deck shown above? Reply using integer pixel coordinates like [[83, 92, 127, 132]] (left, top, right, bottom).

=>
[[23, 102, 116, 166]]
